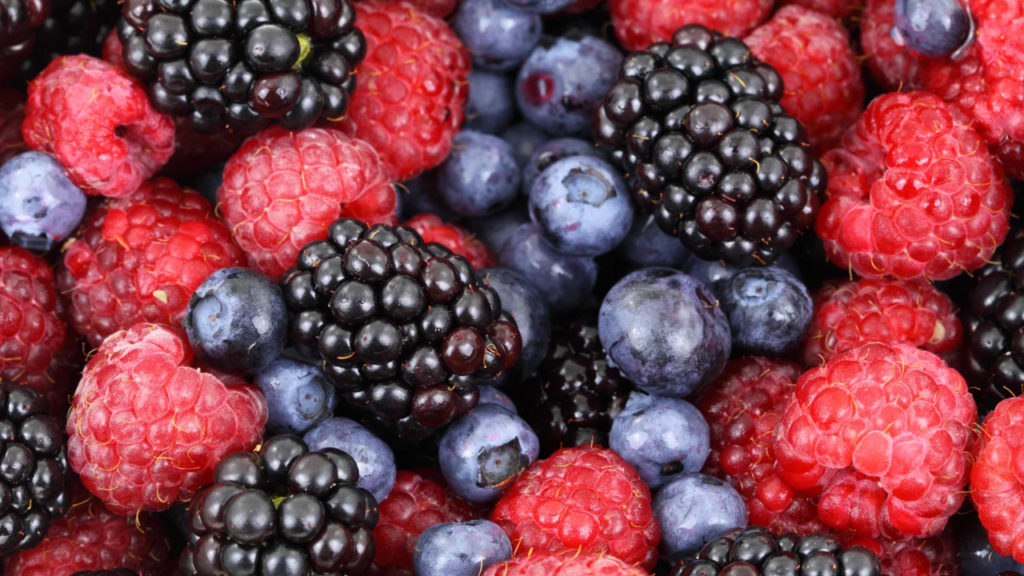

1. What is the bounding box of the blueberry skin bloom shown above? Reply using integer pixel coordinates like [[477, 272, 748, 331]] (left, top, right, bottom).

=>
[[529, 155, 634, 257], [719, 267, 812, 355], [413, 520, 513, 576], [599, 268, 731, 397], [615, 214, 691, 270], [182, 266, 288, 375], [609, 393, 710, 490], [254, 357, 337, 435], [521, 137, 608, 196], [454, 0, 541, 72], [477, 386, 518, 413], [653, 473, 748, 562], [0, 151, 87, 251], [438, 131, 522, 218], [466, 70, 516, 134], [478, 266, 552, 385], [499, 223, 597, 312], [501, 122, 548, 167], [465, 202, 530, 255], [304, 417, 397, 502], [684, 253, 802, 298], [502, 0, 575, 14], [439, 403, 539, 503], [894, 0, 970, 58]]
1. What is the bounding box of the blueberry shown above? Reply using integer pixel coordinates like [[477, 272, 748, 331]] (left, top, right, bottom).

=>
[[958, 510, 1024, 576], [477, 386, 518, 413], [609, 393, 710, 490], [413, 520, 512, 576], [399, 172, 463, 223], [439, 404, 539, 503], [303, 417, 396, 502], [453, 0, 541, 72], [0, 152, 87, 252], [465, 70, 516, 135], [465, 202, 531, 255], [599, 268, 730, 397], [719, 267, 812, 355], [684, 253, 802, 297], [521, 137, 608, 196], [654, 473, 748, 562], [502, 0, 575, 14], [501, 123, 549, 167], [516, 36, 621, 136], [438, 131, 521, 218], [529, 155, 634, 257], [477, 266, 552, 385], [254, 358, 337, 435], [182, 267, 288, 375], [615, 214, 691, 269], [893, 0, 970, 58], [499, 223, 597, 312]]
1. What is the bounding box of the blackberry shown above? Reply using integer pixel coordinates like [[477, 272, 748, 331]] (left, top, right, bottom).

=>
[[670, 528, 881, 576], [592, 24, 826, 267], [72, 571, 140, 576], [5, 0, 120, 83], [281, 218, 523, 440], [180, 435, 379, 576], [513, 313, 633, 456], [0, 0, 49, 82], [117, 0, 365, 134]]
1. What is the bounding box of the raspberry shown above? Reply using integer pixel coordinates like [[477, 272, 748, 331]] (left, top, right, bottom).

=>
[[218, 127, 397, 279], [815, 91, 1013, 282], [841, 529, 959, 576], [491, 445, 661, 570], [608, 0, 772, 52], [744, 5, 865, 154], [0, 87, 27, 167], [774, 342, 977, 540], [402, 0, 459, 18], [337, 0, 471, 180], [21, 55, 175, 198], [67, 323, 268, 515], [778, 0, 860, 18], [3, 488, 170, 576], [404, 213, 495, 270], [971, 397, 1024, 562], [58, 177, 246, 347], [698, 357, 828, 536], [801, 278, 962, 367], [482, 552, 650, 576], [372, 470, 479, 572], [860, 0, 923, 92]]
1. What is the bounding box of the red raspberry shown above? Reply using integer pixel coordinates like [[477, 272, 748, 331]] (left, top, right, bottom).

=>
[[337, 0, 470, 180], [843, 530, 959, 576], [774, 342, 977, 540], [101, 29, 123, 69], [609, 0, 773, 52], [744, 5, 864, 154], [815, 91, 1012, 282], [67, 323, 267, 515], [801, 278, 962, 367], [399, 0, 459, 18], [4, 488, 170, 576], [482, 552, 650, 576], [698, 357, 828, 536], [860, 0, 923, 92], [404, 213, 495, 269], [970, 397, 1024, 562], [0, 87, 27, 167], [22, 55, 175, 198], [491, 445, 661, 570], [778, 0, 860, 19], [59, 177, 246, 347]]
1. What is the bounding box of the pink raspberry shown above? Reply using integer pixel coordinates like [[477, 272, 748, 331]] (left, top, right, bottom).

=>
[[778, 0, 860, 18], [483, 552, 650, 576], [971, 397, 1024, 562], [609, 0, 773, 51]]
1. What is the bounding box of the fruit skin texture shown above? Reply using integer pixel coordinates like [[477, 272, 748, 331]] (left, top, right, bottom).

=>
[[653, 473, 748, 561], [774, 341, 977, 540], [801, 278, 961, 367], [405, 213, 495, 269], [67, 323, 268, 515], [218, 126, 397, 279], [413, 520, 512, 576], [337, 0, 471, 181], [21, 55, 174, 198], [744, 5, 865, 154], [779, 0, 860, 18], [482, 551, 650, 576], [815, 91, 1012, 282], [59, 177, 246, 347], [971, 397, 1024, 563], [847, 530, 959, 576], [0, 87, 27, 167], [609, 0, 772, 51], [490, 444, 661, 570]]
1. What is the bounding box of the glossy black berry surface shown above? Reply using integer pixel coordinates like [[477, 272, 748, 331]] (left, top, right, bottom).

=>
[[593, 24, 826, 267]]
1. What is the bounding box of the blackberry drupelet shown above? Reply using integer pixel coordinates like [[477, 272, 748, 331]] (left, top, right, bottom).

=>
[[514, 313, 633, 456], [281, 218, 523, 440], [8, 0, 120, 83], [180, 434, 379, 576], [593, 24, 826, 267], [117, 0, 365, 133], [0, 0, 50, 81], [0, 381, 73, 556], [72, 571, 140, 576], [669, 528, 881, 576]]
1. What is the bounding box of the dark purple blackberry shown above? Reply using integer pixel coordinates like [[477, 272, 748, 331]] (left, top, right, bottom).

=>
[[0, 0, 50, 82], [592, 24, 826, 267], [117, 0, 365, 134], [670, 528, 880, 576], [180, 435, 379, 576], [72, 571, 140, 576], [281, 218, 524, 440], [514, 313, 632, 456]]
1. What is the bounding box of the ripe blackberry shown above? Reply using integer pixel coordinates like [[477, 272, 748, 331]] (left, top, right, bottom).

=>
[[6, 0, 120, 83], [0, 381, 72, 556], [281, 218, 523, 440], [513, 313, 633, 456], [669, 528, 881, 576], [593, 24, 826, 266], [117, 0, 366, 133], [180, 435, 379, 576]]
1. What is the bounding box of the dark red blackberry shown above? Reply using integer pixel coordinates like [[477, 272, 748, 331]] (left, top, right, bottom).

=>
[[117, 0, 365, 134], [593, 24, 826, 267], [514, 313, 633, 456], [281, 219, 523, 440], [72, 571, 140, 576], [180, 435, 379, 576], [670, 528, 881, 576], [0, 0, 50, 82]]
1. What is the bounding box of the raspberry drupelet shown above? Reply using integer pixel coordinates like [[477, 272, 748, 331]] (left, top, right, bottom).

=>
[[483, 551, 651, 576], [971, 397, 1024, 563], [608, 0, 773, 51], [404, 213, 495, 270]]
